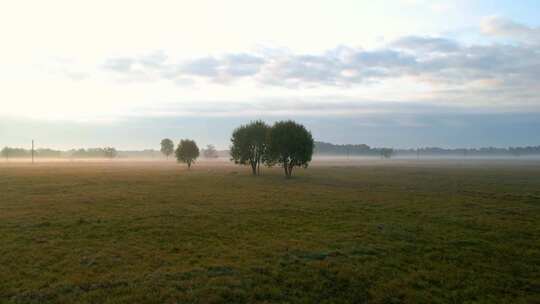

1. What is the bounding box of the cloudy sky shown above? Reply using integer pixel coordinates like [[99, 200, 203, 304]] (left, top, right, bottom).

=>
[[1, 0, 539, 149]]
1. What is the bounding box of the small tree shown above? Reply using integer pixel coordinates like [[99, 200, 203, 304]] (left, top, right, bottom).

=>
[[203, 144, 219, 158], [266, 120, 314, 178], [379, 148, 394, 159], [103, 147, 118, 159], [1, 147, 9, 160], [175, 139, 199, 169], [230, 120, 270, 175], [160, 138, 175, 159]]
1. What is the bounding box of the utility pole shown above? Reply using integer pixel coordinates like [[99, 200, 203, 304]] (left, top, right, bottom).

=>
[[32, 140, 34, 164]]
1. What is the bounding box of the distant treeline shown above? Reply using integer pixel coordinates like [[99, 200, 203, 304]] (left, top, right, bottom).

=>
[[315, 142, 381, 156], [3, 143, 540, 159], [314, 142, 540, 157], [0, 147, 62, 158], [1, 147, 118, 159], [396, 146, 540, 157]]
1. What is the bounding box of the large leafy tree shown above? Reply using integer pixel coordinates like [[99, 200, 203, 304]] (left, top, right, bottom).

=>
[[160, 138, 175, 159], [175, 139, 199, 169], [230, 120, 270, 175], [266, 120, 314, 178]]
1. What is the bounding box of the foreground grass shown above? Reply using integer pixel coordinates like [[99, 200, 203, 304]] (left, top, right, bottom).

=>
[[0, 161, 539, 303]]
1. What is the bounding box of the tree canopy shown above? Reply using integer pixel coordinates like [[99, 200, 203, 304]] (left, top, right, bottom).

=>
[[380, 148, 394, 159], [266, 120, 314, 178], [1, 147, 28, 159], [103, 147, 118, 159], [202, 144, 219, 158], [230, 120, 270, 175], [160, 138, 175, 159], [175, 139, 199, 169]]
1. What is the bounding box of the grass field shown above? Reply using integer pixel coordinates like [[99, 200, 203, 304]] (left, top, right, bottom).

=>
[[1, 160, 539, 303]]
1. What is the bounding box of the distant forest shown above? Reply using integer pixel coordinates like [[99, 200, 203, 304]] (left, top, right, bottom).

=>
[[0, 147, 223, 159], [0, 147, 122, 159], [2, 142, 540, 159], [314, 142, 540, 157]]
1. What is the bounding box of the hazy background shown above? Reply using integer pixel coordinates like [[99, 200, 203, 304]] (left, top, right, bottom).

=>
[[1, 0, 539, 150]]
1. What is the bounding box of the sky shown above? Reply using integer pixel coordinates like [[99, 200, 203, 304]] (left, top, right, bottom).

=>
[[1, 0, 539, 150]]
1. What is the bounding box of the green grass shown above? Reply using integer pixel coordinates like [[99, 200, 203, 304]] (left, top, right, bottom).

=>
[[1, 161, 539, 303]]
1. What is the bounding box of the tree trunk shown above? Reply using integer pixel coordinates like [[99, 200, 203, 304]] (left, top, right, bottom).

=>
[[283, 160, 293, 178], [251, 161, 257, 175], [187, 161, 191, 170], [288, 163, 294, 178]]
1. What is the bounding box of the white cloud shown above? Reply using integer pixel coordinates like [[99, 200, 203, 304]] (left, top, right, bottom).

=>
[[92, 25, 540, 113], [0, 1, 539, 124], [481, 16, 540, 45]]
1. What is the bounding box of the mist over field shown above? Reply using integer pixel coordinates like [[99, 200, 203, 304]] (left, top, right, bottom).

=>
[[1, 1, 540, 303]]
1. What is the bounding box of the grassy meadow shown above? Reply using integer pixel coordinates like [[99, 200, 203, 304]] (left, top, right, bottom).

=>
[[0, 159, 539, 303]]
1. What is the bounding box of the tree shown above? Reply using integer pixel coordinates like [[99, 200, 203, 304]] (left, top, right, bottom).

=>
[[203, 144, 219, 158], [230, 120, 270, 175], [265, 120, 314, 178], [175, 139, 199, 169], [380, 148, 394, 159], [1, 147, 9, 160], [160, 138, 175, 159], [509, 147, 521, 157], [1, 147, 28, 159], [35, 148, 61, 158], [103, 147, 118, 159]]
